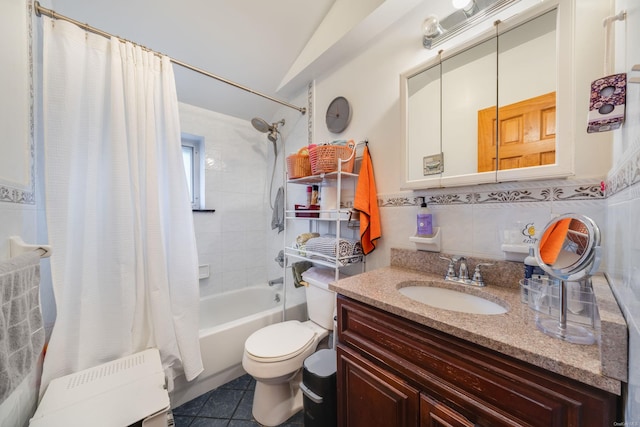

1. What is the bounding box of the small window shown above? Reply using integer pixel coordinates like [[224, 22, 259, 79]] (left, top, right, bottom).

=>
[[181, 133, 204, 209]]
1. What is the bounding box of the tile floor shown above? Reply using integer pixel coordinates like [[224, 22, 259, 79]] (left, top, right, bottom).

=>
[[171, 374, 304, 427]]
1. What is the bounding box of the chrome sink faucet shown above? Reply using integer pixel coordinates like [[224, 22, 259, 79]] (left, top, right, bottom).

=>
[[440, 256, 492, 287], [455, 256, 470, 281]]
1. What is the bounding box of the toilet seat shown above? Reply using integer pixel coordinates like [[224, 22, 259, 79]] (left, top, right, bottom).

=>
[[245, 320, 316, 362]]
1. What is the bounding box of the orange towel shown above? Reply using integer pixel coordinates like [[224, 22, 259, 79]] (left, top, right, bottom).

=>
[[353, 146, 381, 255], [539, 218, 571, 264]]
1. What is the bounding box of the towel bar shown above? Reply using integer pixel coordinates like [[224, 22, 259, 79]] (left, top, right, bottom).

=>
[[9, 236, 52, 258]]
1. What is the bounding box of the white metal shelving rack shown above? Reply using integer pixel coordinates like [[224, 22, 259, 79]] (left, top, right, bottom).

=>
[[283, 141, 367, 283]]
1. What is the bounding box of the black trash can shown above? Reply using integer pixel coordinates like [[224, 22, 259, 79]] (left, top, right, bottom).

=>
[[301, 348, 337, 427]]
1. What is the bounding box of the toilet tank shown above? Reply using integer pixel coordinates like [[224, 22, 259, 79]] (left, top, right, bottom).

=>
[[302, 267, 345, 331]]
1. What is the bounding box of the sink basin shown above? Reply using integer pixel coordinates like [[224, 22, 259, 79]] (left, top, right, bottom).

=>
[[398, 285, 508, 315]]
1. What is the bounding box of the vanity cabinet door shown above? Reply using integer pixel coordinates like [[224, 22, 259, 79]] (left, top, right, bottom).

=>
[[420, 395, 476, 427], [337, 345, 420, 427]]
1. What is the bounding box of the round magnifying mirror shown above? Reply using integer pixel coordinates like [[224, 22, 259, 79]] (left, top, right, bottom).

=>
[[535, 213, 601, 280]]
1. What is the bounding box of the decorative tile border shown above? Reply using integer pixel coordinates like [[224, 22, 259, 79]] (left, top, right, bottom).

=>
[[605, 138, 640, 197], [381, 196, 417, 207], [307, 81, 314, 146], [379, 179, 605, 207], [430, 193, 473, 205], [0, 187, 36, 204], [473, 188, 549, 204], [553, 183, 606, 201]]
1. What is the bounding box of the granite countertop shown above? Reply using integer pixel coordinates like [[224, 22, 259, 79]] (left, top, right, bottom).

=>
[[329, 250, 627, 395]]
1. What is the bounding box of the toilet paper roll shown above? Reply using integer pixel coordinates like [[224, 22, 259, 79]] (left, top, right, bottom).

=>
[[320, 186, 337, 219]]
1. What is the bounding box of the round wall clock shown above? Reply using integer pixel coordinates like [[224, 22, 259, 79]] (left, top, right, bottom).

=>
[[325, 96, 352, 133]]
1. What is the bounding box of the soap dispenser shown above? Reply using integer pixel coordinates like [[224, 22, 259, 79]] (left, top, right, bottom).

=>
[[416, 197, 433, 237]]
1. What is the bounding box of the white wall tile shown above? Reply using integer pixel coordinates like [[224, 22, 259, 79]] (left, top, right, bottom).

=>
[[436, 204, 474, 256], [180, 103, 276, 295], [221, 269, 248, 293], [628, 324, 640, 421], [247, 266, 268, 286], [0, 203, 38, 259], [220, 231, 246, 253], [192, 212, 221, 234], [471, 202, 551, 259], [628, 196, 640, 302], [606, 199, 628, 287]]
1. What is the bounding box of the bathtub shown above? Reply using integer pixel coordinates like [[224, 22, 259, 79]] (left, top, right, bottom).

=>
[[170, 285, 307, 408]]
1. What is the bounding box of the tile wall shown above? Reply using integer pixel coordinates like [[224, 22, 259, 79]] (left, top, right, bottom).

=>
[[606, 150, 640, 419], [603, 0, 640, 418], [363, 179, 607, 272], [178, 103, 276, 297]]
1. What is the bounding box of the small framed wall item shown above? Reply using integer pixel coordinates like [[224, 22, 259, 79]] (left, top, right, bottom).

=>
[[587, 73, 626, 133]]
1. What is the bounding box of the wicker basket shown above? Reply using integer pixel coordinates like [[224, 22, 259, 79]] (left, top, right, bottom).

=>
[[286, 147, 311, 178], [309, 142, 355, 174]]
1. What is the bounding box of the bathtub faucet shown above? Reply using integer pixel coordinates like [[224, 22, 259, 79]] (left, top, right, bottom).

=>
[[268, 277, 284, 286]]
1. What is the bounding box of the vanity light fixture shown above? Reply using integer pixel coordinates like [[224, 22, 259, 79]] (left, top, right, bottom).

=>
[[422, 15, 445, 49], [423, 0, 520, 49], [452, 0, 479, 18]]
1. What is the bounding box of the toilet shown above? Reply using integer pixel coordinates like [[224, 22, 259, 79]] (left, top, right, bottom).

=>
[[242, 267, 340, 426]]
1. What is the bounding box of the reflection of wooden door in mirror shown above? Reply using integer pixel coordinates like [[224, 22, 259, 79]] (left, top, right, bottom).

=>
[[478, 91, 556, 172]]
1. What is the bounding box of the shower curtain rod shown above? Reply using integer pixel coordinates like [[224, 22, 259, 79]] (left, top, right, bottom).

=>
[[34, 1, 307, 115]]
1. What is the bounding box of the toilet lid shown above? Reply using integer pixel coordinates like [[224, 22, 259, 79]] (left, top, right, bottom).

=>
[[245, 321, 316, 362]]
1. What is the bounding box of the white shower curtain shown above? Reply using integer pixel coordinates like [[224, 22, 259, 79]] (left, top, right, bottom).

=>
[[40, 18, 203, 392]]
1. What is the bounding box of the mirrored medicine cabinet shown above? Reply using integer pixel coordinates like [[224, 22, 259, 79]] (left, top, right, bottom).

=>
[[400, 0, 574, 190]]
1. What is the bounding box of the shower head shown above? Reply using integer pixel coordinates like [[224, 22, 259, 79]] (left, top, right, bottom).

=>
[[251, 117, 285, 135], [251, 117, 285, 156], [251, 117, 271, 134]]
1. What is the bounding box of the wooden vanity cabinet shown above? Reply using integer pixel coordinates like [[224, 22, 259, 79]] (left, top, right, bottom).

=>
[[336, 295, 619, 427]]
